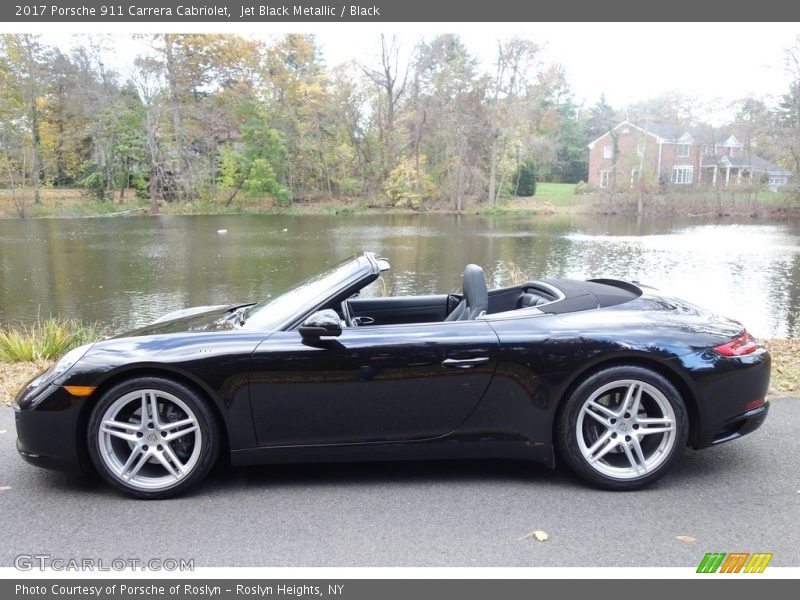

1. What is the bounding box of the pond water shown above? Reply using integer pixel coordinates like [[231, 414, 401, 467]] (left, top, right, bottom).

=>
[[1, 213, 800, 338]]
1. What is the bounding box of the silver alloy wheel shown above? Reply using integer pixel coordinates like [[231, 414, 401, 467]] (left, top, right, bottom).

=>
[[576, 379, 677, 480], [97, 389, 202, 491]]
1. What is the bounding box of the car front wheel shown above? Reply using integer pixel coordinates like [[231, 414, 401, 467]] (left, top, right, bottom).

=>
[[557, 366, 688, 490], [87, 377, 219, 499]]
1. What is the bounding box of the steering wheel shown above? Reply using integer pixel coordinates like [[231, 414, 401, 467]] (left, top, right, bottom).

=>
[[340, 299, 355, 327]]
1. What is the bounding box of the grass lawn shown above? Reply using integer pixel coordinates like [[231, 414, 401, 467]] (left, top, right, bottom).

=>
[[533, 182, 579, 206]]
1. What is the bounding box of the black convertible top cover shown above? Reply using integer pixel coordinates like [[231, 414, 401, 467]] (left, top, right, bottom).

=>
[[536, 278, 642, 314]]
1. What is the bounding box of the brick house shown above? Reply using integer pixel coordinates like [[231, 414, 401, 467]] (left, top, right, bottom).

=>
[[587, 120, 791, 190]]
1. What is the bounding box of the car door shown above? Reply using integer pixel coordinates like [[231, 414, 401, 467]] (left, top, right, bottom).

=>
[[248, 320, 499, 446]]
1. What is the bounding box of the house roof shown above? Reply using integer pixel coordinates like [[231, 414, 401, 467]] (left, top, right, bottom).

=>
[[701, 154, 791, 175], [587, 120, 745, 149], [637, 123, 742, 145], [586, 121, 658, 149]]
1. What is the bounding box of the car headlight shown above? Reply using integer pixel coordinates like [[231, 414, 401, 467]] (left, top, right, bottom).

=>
[[28, 343, 94, 389]]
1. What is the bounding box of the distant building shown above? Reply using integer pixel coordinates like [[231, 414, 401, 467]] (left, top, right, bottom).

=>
[[587, 120, 791, 191]]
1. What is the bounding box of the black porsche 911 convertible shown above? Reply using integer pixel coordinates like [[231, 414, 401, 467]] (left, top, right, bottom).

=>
[[14, 252, 770, 498]]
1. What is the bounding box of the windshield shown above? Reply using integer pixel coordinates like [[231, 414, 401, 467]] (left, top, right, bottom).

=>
[[242, 256, 366, 331]]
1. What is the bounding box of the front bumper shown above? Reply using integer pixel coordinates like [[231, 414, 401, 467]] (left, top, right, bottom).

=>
[[14, 382, 88, 472]]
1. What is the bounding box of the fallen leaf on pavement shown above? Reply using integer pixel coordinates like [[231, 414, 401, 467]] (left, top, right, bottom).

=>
[[519, 530, 550, 542], [676, 535, 698, 543]]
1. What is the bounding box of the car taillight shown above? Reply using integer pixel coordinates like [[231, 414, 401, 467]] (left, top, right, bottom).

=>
[[713, 332, 759, 357]]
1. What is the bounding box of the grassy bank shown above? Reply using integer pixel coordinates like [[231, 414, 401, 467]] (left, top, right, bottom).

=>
[[3, 183, 798, 219], [764, 339, 800, 396], [0, 318, 101, 405], [0, 318, 101, 362], [0, 360, 52, 406]]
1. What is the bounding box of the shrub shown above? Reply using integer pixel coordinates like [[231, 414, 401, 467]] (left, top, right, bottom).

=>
[[383, 155, 435, 209], [512, 160, 537, 196], [0, 318, 102, 362], [274, 187, 293, 206]]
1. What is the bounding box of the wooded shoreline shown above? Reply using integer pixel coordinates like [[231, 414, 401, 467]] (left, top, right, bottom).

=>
[[2, 185, 798, 220]]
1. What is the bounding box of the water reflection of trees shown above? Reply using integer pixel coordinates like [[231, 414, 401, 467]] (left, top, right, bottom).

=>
[[1, 214, 799, 337]]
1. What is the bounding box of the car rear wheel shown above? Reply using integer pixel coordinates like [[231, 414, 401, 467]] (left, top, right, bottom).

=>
[[557, 366, 688, 490], [87, 377, 219, 499]]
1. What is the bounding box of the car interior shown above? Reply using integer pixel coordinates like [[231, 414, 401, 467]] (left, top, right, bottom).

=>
[[341, 264, 560, 327]]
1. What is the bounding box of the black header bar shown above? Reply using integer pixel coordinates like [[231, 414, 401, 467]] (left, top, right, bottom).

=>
[[4, 0, 800, 22]]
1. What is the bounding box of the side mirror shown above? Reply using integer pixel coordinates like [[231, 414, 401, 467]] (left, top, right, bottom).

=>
[[299, 309, 342, 340]]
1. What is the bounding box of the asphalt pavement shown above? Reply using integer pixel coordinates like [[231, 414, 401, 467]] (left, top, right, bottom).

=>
[[1, 399, 798, 567]]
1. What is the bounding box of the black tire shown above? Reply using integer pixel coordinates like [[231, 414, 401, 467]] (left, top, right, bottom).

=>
[[556, 365, 688, 490], [87, 377, 220, 499]]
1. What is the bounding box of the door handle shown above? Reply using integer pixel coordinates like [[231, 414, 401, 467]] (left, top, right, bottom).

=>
[[441, 357, 490, 369]]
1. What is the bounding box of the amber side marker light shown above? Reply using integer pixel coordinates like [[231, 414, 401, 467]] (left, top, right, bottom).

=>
[[63, 386, 96, 397]]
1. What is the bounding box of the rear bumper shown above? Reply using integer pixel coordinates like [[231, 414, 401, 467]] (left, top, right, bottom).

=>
[[670, 348, 771, 450], [707, 402, 769, 446]]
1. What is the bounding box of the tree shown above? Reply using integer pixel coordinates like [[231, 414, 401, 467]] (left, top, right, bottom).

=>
[[217, 101, 290, 205], [1, 34, 51, 204], [82, 91, 147, 202], [132, 58, 166, 214], [64, 38, 144, 203], [139, 34, 261, 201], [413, 35, 485, 211], [486, 38, 539, 204], [626, 91, 699, 131], [361, 35, 409, 178], [262, 34, 333, 198], [777, 37, 800, 182], [584, 94, 619, 143], [0, 33, 607, 214], [528, 64, 586, 184]]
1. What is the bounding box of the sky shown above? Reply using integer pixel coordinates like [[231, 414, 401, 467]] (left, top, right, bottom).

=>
[[313, 23, 800, 109], [31, 22, 800, 121]]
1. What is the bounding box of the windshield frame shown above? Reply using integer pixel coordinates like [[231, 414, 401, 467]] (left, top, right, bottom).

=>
[[241, 252, 382, 332]]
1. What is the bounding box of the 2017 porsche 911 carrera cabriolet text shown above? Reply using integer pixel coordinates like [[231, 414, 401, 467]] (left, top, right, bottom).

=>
[[14, 252, 770, 498]]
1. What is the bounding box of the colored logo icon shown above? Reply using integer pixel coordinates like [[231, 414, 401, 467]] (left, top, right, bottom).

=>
[[696, 552, 773, 573]]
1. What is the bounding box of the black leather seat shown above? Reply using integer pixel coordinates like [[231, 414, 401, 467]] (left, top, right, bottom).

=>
[[519, 292, 549, 308], [445, 264, 489, 321]]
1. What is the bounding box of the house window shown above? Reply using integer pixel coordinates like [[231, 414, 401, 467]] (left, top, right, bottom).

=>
[[677, 144, 690, 157], [768, 177, 786, 189], [636, 143, 645, 157], [600, 170, 615, 187], [672, 166, 693, 184], [603, 145, 613, 159], [630, 169, 640, 187]]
